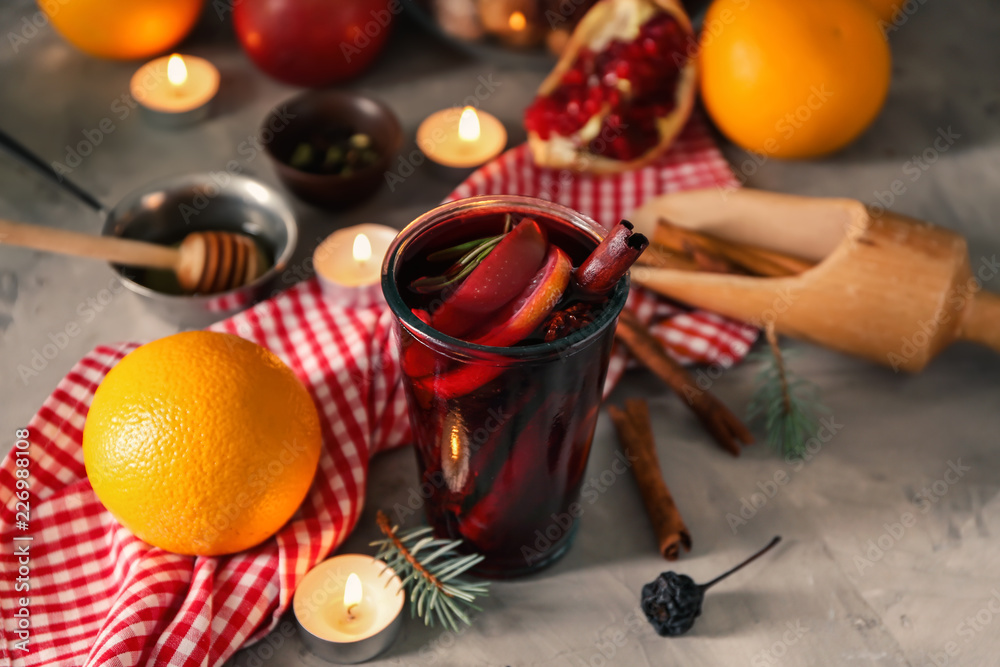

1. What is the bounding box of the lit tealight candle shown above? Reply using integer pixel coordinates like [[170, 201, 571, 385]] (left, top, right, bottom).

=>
[[314, 223, 399, 307], [501, 10, 539, 48], [294, 554, 404, 664], [130, 53, 219, 127], [417, 106, 507, 173]]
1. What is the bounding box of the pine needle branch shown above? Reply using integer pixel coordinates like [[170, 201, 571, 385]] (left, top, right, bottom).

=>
[[746, 323, 829, 459], [371, 511, 489, 632]]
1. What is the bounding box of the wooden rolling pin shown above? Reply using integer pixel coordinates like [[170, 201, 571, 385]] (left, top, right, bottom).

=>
[[628, 188, 1000, 372]]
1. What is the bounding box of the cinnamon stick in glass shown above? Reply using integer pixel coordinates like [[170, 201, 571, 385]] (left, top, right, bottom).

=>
[[608, 399, 691, 561], [575, 219, 649, 296]]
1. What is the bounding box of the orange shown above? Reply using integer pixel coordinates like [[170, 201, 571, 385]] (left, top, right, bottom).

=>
[[699, 0, 891, 159], [83, 331, 322, 556], [861, 0, 902, 22], [42, 0, 204, 60]]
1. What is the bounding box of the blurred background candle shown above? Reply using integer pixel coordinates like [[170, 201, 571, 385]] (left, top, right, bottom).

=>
[[417, 106, 507, 172], [314, 223, 398, 308], [479, 1, 544, 48], [293, 554, 404, 664], [130, 54, 219, 127]]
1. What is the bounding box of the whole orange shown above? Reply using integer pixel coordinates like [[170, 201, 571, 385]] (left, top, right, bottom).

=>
[[699, 0, 891, 159], [83, 331, 322, 556], [42, 0, 204, 60], [861, 0, 902, 22]]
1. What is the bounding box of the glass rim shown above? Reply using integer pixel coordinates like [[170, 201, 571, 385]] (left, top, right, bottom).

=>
[[381, 195, 630, 362]]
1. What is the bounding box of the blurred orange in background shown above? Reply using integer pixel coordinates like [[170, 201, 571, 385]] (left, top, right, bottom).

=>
[[861, 0, 902, 22], [42, 0, 204, 60], [698, 0, 891, 159]]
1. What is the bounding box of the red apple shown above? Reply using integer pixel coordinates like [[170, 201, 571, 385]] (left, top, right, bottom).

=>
[[233, 0, 395, 87]]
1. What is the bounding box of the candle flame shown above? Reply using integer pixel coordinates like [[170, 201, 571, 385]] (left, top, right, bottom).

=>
[[344, 573, 363, 608], [509, 11, 526, 31], [167, 54, 187, 86], [458, 106, 480, 142], [353, 233, 372, 263], [450, 424, 461, 461]]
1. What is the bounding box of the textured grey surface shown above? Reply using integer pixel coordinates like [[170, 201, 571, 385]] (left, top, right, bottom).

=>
[[1, 1, 999, 666]]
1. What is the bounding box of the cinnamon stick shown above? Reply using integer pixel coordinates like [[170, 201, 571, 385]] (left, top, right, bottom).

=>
[[614, 307, 754, 456], [608, 399, 691, 561], [575, 220, 649, 296], [682, 239, 741, 274], [635, 245, 703, 272], [654, 218, 814, 278]]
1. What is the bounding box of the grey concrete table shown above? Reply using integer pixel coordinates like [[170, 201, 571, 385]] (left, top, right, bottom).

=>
[[2, 1, 999, 665]]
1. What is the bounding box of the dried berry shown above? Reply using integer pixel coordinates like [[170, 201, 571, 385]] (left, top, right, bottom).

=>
[[641, 571, 703, 636], [641, 536, 781, 637]]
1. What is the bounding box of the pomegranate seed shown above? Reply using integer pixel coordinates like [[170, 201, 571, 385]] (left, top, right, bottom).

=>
[[524, 10, 690, 158]]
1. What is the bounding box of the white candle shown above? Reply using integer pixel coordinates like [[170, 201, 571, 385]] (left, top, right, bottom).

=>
[[417, 106, 507, 169], [130, 54, 219, 126], [314, 223, 398, 307], [294, 554, 404, 663]]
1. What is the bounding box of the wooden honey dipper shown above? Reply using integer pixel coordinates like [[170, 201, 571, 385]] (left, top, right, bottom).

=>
[[0, 219, 266, 295]]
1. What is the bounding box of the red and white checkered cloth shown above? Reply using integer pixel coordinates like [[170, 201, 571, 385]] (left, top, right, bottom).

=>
[[0, 113, 756, 666]]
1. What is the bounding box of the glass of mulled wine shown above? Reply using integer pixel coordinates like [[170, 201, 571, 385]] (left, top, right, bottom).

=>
[[382, 195, 633, 577]]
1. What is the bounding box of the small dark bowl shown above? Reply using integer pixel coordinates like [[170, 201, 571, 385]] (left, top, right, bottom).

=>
[[262, 91, 403, 209]]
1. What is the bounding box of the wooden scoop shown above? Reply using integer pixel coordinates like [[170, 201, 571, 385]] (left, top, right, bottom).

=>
[[629, 188, 1000, 372], [0, 219, 265, 295]]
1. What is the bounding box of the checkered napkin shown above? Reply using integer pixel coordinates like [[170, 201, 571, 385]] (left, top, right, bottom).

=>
[[0, 112, 756, 666]]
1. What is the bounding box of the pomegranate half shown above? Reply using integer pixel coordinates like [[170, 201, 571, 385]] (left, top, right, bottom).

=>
[[524, 0, 697, 174]]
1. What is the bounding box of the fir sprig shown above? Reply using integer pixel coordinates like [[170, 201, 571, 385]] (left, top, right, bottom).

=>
[[746, 324, 828, 458], [371, 511, 490, 632]]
